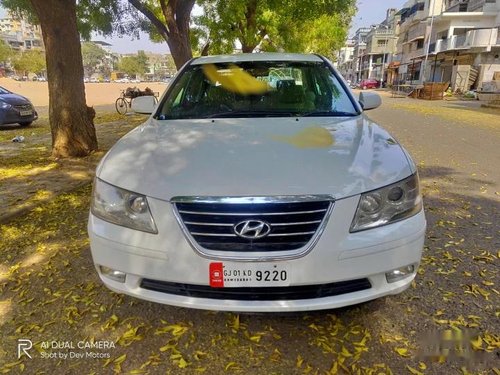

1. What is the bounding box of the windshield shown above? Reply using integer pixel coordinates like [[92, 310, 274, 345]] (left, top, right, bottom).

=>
[[156, 61, 357, 120], [0, 87, 11, 95]]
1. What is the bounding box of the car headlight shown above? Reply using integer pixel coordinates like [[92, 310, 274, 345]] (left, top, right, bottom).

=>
[[91, 178, 158, 234], [350, 173, 422, 232], [0, 101, 11, 109]]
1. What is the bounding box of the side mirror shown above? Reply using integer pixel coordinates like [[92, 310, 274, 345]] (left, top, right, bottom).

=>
[[131, 96, 156, 114], [359, 92, 382, 111]]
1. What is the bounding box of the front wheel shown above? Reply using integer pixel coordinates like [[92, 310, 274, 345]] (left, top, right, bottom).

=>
[[362, 85, 367, 90], [19, 121, 32, 127], [115, 98, 128, 115]]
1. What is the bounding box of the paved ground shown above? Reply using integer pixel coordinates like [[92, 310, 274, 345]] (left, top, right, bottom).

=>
[[0, 93, 498, 374]]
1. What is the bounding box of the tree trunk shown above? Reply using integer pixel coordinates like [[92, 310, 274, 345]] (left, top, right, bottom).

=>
[[128, 0, 195, 70], [30, 0, 97, 158], [167, 32, 193, 69], [239, 0, 258, 53]]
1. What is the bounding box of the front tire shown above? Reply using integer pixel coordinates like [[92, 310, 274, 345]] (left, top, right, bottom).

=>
[[115, 98, 128, 115], [19, 121, 32, 127], [362, 85, 367, 90]]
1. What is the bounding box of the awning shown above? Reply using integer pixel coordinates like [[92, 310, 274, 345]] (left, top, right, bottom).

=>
[[388, 62, 401, 69]]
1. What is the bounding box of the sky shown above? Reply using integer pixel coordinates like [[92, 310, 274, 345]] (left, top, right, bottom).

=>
[[349, 0, 407, 37]]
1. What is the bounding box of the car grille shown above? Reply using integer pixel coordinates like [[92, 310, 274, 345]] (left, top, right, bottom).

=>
[[14, 104, 32, 111], [173, 198, 333, 253], [140, 278, 372, 301]]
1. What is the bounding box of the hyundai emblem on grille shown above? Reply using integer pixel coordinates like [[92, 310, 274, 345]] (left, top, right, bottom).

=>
[[234, 220, 271, 239]]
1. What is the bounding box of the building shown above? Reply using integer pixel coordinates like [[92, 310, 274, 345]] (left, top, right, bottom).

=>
[[427, 0, 500, 91], [350, 10, 400, 84], [143, 52, 176, 81], [393, 0, 436, 83], [90, 41, 119, 78], [336, 39, 355, 82], [352, 27, 371, 83], [343, 0, 499, 90], [392, 0, 499, 90], [0, 12, 43, 51]]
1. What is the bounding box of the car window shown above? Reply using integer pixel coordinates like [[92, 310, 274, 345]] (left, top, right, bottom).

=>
[[157, 61, 357, 120]]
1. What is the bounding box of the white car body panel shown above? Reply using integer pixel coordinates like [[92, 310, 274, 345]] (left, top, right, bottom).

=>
[[97, 117, 411, 201]]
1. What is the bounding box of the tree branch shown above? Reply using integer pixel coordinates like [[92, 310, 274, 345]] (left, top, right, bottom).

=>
[[128, 0, 170, 40]]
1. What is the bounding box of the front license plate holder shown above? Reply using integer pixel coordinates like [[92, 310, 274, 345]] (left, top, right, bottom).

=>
[[20, 110, 32, 116], [209, 262, 290, 288]]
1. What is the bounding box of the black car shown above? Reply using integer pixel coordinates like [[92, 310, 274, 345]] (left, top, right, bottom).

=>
[[0, 86, 38, 126]]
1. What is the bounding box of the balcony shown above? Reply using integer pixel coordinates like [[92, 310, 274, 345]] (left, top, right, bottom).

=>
[[466, 28, 498, 48], [407, 23, 427, 42], [444, 0, 497, 12], [434, 28, 498, 53]]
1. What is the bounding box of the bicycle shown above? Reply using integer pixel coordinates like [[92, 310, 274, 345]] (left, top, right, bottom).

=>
[[115, 89, 159, 115], [115, 90, 132, 115]]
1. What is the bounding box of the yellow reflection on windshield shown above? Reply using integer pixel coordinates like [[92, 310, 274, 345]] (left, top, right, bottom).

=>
[[272, 126, 334, 149], [202, 64, 269, 95]]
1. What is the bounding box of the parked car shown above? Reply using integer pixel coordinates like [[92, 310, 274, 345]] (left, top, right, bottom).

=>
[[359, 78, 381, 90], [89, 53, 426, 312], [0, 86, 38, 126], [90, 77, 99, 83], [32, 75, 47, 82]]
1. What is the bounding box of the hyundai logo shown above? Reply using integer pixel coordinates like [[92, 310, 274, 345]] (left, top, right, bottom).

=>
[[234, 220, 271, 239]]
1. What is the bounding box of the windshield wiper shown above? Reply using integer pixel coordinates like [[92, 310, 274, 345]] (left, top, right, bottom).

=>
[[300, 111, 357, 117], [205, 110, 296, 118]]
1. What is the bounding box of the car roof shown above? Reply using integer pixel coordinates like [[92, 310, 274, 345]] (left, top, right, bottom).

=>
[[191, 53, 324, 65]]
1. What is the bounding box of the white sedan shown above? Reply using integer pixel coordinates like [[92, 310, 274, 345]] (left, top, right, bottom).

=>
[[88, 53, 426, 312]]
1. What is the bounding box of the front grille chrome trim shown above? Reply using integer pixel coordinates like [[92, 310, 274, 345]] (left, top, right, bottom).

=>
[[177, 209, 328, 216], [190, 232, 237, 237], [171, 195, 335, 261], [267, 231, 316, 237]]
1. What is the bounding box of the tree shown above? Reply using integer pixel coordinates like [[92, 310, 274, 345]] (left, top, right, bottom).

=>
[[81, 41, 106, 77], [118, 53, 148, 76], [0, 40, 14, 65], [194, 0, 355, 56], [1, 0, 120, 158], [126, 0, 195, 69], [12, 49, 46, 75], [27, 0, 97, 157]]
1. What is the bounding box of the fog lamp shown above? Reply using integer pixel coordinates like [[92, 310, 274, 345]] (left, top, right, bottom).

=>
[[385, 265, 415, 283], [99, 265, 126, 283]]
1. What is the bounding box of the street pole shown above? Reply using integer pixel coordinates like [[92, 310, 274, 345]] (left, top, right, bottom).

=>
[[422, 0, 436, 83], [380, 25, 390, 88]]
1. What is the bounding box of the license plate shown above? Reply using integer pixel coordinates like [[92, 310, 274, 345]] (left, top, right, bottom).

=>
[[209, 262, 290, 288], [20, 110, 32, 116]]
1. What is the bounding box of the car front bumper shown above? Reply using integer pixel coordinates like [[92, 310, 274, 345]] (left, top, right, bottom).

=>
[[0, 107, 38, 125], [88, 195, 426, 312]]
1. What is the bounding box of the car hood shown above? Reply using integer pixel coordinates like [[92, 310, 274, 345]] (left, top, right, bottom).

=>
[[97, 116, 414, 200], [0, 94, 31, 105]]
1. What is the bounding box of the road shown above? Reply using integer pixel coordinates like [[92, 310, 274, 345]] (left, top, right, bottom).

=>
[[0, 93, 498, 374]]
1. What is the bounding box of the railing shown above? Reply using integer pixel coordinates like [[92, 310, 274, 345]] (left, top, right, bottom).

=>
[[444, 0, 496, 12], [407, 23, 427, 42], [434, 28, 498, 52], [466, 28, 498, 47]]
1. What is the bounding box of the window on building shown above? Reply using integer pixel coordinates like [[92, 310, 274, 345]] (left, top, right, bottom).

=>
[[416, 39, 424, 49], [377, 39, 388, 47]]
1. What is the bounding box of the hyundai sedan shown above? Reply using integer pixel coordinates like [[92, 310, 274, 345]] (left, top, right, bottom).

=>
[[88, 53, 426, 312], [0, 86, 38, 126]]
